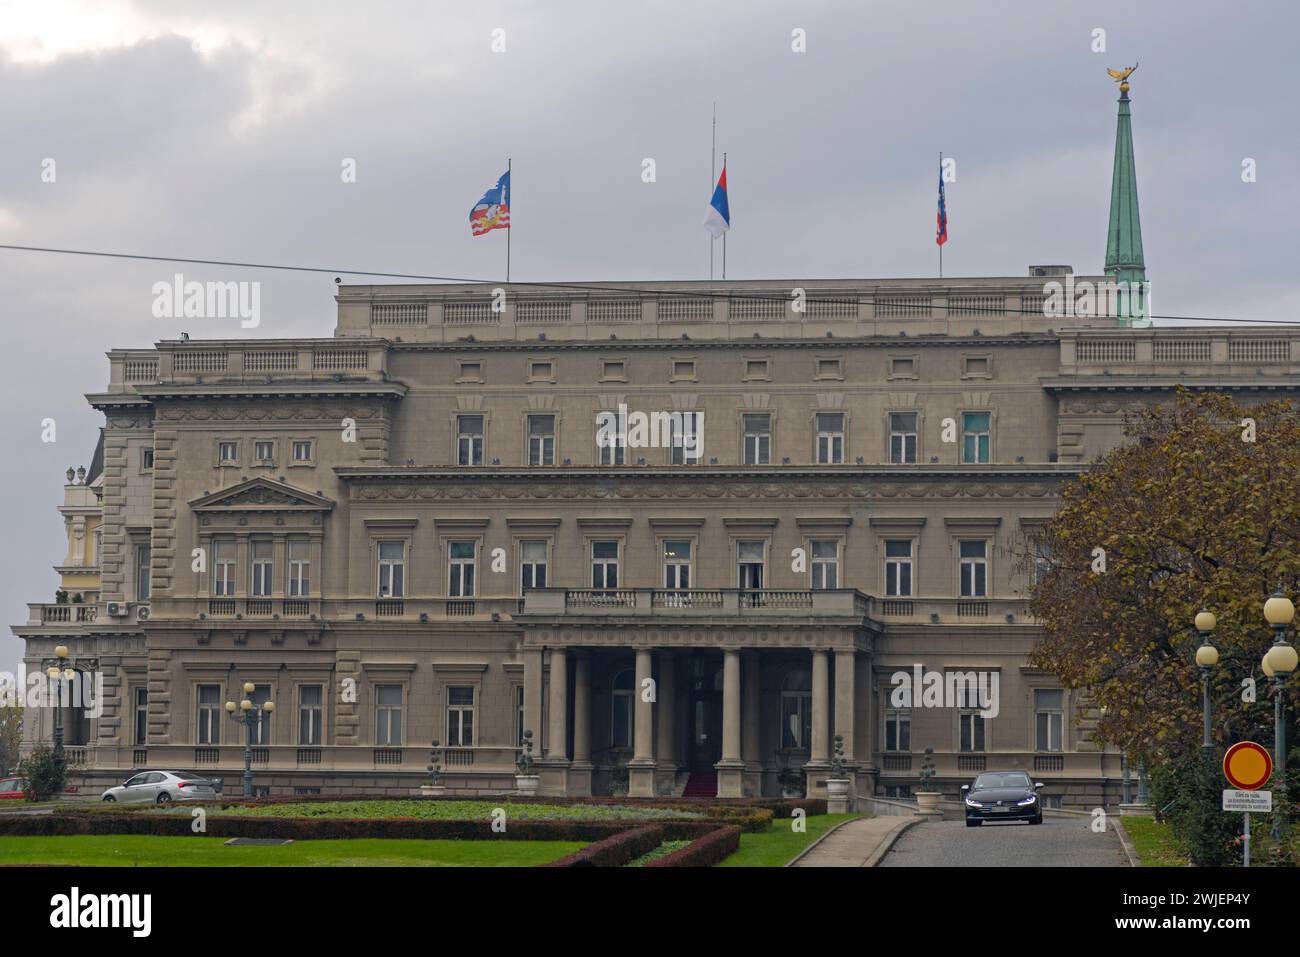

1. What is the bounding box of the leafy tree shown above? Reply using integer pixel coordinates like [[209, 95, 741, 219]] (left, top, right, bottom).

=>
[[18, 746, 65, 802], [0, 706, 22, 775]]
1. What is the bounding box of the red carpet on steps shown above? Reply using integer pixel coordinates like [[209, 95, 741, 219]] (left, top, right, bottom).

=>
[[681, 772, 717, 797]]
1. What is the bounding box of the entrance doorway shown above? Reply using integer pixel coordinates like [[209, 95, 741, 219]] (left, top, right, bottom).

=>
[[687, 653, 723, 772]]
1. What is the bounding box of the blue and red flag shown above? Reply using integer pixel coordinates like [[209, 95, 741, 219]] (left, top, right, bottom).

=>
[[703, 164, 730, 238], [935, 162, 948, 247], [470, 170, 511, 236]]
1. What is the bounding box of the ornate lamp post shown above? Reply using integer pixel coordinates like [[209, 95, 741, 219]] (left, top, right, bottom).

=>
[[225, 681, 274, 798], [1194, 610, 1219, 757], [45, 645, 72, 772], [1262, 591, 1297, 844]]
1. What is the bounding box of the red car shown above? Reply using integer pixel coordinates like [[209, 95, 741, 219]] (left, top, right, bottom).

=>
[[0, 776, 79, 799]]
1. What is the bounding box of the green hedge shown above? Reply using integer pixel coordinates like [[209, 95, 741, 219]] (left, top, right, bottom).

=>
[[645, 824, 741, 867], [543, 825, 665, 867]]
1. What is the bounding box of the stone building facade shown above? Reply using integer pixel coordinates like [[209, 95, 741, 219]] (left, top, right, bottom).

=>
[[15, 275, 1300, 807]]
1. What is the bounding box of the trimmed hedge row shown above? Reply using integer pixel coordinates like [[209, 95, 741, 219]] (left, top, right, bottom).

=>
[[196, 793, 825, 817], [542, 825, 665, 867], [645, 824, 741, 868]]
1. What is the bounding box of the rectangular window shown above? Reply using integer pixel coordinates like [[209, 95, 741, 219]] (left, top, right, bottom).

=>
[[446, 686, 475, 747], [251, 540, 273, 597], [212, 540, 236, 596], [520, 540, 547, 592], [249, 684, 272, 745], [670, 412, 702, 465], [1030, 541, 1053, 586], [663, 540, 692, 589], [133, 687, 148, 746], [377, 541, 405, 598], [375, 684, 403, 746], [884, 710, 911, 752], [960, 713, 986, 752], [601, 360, 626, 380], [592, 541, 619, 589], [527, 414, 555, 466], [736, 540, 764, 589], [744, 358, 769, 379], [815, 413, 844, 464], [218, 441, 238, 464], [196, 684, 221, 745], [597, 410, 626, 465], [885, 540, 913, 597], [135, 544, 151, 602], [299, 684, 323, 746], [962, 412, 991, 464], [528, 361, 553, 381], [457, 415, 484, 466], [254, 440, 274, 463], [743, 413, 771, 465], [141, 448, 154, 471], [288, 539, 311, 597], [1035, 689, 1063, 752], [448, 541, 476, 597], [671, 359, 696, 380], [810, 540, 839, 590], [781, 692, 812, 749], [612, 682, 633, 748], [291, 440, 313, 462], [889, 412, 918, 464], [515, 685, 525, 748], [959, 540, 988, 597]]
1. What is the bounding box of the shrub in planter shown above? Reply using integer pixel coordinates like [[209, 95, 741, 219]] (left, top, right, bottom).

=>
[[18, 746, 65, 802], [778, 767, 805, 798], [607, 766, 629, 797]]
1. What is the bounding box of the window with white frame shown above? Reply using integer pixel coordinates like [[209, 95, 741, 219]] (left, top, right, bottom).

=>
[[520, 541, 547, 592], [527, 414, 555, 466], [446, 686, 475, 746], [736, 540, 764, 589], [962, 412, 991, 464], [592, 541, 619, 588], [291, 439, 313, 463], [249, 684, 272, 744], [133, 687, 148, 746], [884, 540, 913, 597], [1035, 689, 1063, 752], [299, 684, 323, 746], [743, 413, 771, 465], [288, 539, 311, 597], [781, 671, 812, 749], [663, 540, 692, 589], [141, 448, 154, 471], [1030, 540, 1053, 586], [254, 440, 274, 464], [611, 669, 633, 748], [375, 684, 403, 746], [956, 678, 987, 753], [810, 540, 838, 589], [212, 539, 236, 596], [815, 412, 844, 464], [457, 415, 484, 466], [196, 684, 221, 745], [135, 544, 151, 601], [251, 540, 273, 597], [448, 541, 476, 597], [959, 540, 988, 597], [670, 412, 702, 465], [889, 412, 918, 464], [377, 541, 405, 598], [218, 440, 238, 464], [884, 709, 911, 752], [597, 410, 626, 465]]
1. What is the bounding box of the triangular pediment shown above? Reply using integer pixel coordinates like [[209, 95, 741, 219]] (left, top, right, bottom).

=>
[[189, 477, 335, 512]]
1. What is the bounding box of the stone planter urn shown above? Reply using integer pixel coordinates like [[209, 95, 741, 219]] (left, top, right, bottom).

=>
[[825, 777, 852, 814], [514, 774, 540, 797], [915, 791, 942, 812]]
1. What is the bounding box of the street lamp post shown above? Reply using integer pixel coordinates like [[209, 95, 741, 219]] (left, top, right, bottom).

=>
[[225, 682, 274, 798], [1194, 610, 1219, 758], [1262, 591, 1297, 845], [45, 645, 71, 773]]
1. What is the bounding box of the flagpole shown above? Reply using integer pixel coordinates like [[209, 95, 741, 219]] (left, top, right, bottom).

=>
[[938, 151, 943, 279], [506, 157, 512, 283], [721, 151, 727, 281], [710, 103, 716, 281]]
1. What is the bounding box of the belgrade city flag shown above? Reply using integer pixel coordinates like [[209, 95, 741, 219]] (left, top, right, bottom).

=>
[[936, 162, 948, 247], [703, 164, 730, 237], [469, 170, 511, 236]]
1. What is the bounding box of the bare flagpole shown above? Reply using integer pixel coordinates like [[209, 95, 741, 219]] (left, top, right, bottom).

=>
[[506, 157, 512, 283], [710, 103, 716, 280]]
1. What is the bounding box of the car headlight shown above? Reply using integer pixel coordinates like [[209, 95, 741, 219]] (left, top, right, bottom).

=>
[[965, 797, 982, 808], [1017, 795, 1037, 806]]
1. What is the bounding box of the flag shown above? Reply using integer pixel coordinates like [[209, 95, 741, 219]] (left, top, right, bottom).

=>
[[703, 164, 730, 237], [936, 162, 948, 247], [470, 170, 511, 236]]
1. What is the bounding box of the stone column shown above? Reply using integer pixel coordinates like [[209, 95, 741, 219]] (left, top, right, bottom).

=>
[[809, 649, 830, 767], [717, 648, 745, 797], [834, 650, 855, 761], [546, 648, 568, 761], [628, 648, 656, 797], [742, 652, 762, 795], [569, 652, 593, 796], [655, 651, 677, 794], [522, 648, 543, 754]]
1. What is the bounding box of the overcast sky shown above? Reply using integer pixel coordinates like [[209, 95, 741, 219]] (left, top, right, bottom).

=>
[[2, 0, 1297, 673]]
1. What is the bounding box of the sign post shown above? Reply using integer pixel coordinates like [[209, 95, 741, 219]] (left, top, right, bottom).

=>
[[1222, 741, 1273, 868]]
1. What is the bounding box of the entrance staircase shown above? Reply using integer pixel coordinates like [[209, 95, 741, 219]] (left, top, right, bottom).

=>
[[682, 770, 717, 798]]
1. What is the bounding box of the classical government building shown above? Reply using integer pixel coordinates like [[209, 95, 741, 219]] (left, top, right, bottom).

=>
[[15, 79, 1300, 806]]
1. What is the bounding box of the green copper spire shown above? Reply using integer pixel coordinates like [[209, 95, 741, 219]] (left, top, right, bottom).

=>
[[1104, 66, 1150, 327]]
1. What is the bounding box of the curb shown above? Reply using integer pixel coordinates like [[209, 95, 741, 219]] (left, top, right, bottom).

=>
[[1110, 817, 1141, 868], [785, 814, 863, 867], [864, 815, 924, 867]]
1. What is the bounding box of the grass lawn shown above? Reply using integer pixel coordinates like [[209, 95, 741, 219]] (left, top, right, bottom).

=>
[[1122, 816, 1188, 867], [716, 813, 860, 867], [194, 799, 701, 822], [0, 834, 585, 867]]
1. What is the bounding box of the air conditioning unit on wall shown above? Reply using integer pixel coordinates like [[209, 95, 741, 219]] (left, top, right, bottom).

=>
[[106, 601, 127, 617], [136, 605, 150, 622]]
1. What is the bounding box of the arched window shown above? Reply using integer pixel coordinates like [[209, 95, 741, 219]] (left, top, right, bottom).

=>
[[781, 669, 811, 750], [611, 669, 634, 748]]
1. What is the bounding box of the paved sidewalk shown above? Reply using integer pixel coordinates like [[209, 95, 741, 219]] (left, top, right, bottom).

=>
[[790, 815, 920, 867]]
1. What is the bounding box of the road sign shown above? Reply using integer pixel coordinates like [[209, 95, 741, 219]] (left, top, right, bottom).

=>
[[1223, 741, 1273, 790], [1223, 789, 1273, 812]]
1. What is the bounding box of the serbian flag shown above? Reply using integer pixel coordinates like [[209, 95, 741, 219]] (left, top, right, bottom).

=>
[[935, 162, 948, 246], [469, 170, 511, 236], [703, 164, 730, 237]]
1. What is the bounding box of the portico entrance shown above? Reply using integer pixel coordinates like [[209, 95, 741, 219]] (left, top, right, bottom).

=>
[[686, 652, 723, 772]]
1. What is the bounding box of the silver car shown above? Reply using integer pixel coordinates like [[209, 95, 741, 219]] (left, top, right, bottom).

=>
[[100, 770, 218, 804]]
